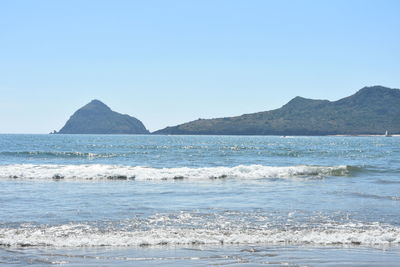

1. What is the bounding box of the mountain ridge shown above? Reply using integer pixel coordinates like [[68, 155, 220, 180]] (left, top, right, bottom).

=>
[[153, 85, 400, 135]]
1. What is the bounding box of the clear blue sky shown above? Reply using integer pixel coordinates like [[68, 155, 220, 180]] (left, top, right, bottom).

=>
[[1, 0, 399, 133]]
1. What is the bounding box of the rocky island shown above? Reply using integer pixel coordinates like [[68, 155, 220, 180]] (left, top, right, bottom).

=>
[[56, 100, 149, 134]]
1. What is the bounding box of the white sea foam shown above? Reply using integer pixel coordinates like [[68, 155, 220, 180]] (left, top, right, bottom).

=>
[[0, 164, 353, 181], [1, 222, 399, 248]]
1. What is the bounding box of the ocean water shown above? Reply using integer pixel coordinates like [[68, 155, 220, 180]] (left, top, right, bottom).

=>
[[0, 134, 399, 266]]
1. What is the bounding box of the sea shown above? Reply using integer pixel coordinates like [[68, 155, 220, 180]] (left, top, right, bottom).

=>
[[0, 134, 399, 266]]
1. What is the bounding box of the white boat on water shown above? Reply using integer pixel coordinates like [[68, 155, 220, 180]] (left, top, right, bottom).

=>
[[385, 130, 392, 137]]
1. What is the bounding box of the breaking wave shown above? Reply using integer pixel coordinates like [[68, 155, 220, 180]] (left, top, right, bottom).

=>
[[0, 151, 116, 159], [0, 164, 356, 181], [0, 222, 398, 248]]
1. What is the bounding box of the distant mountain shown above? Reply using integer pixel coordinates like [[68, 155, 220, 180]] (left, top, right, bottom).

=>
[[153, 86, 400, 135], [56, 100, 149, 134]]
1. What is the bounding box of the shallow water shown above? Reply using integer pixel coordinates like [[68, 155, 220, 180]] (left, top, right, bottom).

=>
[[0, 134, 399, 265]]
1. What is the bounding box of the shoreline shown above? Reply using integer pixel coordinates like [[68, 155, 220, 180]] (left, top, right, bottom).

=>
[[329, 134, 400, 137], [2, 244, 400, 266]]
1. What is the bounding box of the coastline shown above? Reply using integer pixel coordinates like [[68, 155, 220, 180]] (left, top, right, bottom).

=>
[[329, 134, 400, 137], [2, 244, 400, 266]]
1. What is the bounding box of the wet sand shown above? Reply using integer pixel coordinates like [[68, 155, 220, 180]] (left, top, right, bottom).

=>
[[1, 245, 400, 266]]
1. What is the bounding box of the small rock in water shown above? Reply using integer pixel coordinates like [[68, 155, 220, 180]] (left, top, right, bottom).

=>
[[52, 174, 64, 180], [107, 175, 128, 180], [209, 174, 228, 179]]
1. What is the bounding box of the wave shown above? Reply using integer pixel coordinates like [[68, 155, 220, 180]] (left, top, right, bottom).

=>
[[0, 222, 398, 248], [347, 192, 400, 201], [0, 151, 117, 159], [0, 164, 355, 181]]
